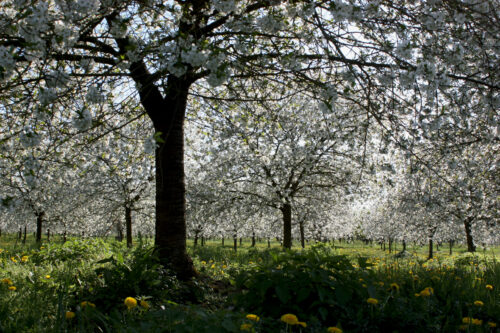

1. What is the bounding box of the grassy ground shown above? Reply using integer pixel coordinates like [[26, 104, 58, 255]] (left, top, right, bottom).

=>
[[0, 234, 498, 332]]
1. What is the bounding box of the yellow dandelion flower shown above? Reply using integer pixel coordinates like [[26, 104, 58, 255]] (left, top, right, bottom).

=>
[[281, 313, 299, 325], [487, 322, 497, 328], [10, 257, 17, 263], [246, 314, 260, 322], [8, 286, 16, 291], [486, 284, 493, 290], [298, 322, 307, 328], [473, 300, 484, 307], [327, 327, 343, 333], [222, 264, 227, 269], [462, 317, 472, 324], [45, 275, 51, 279], [65, 311, 75, 319], [366, 298, 378, 305], [124, 297, 137, 309], [418, 287, 433, 297], [21, 256, 28, 262], [81, 301, 96, 308], [471, 318, 482, 326], [1, 278, 13, 285], [140, 300, 150, 309], [240, 323, 252, 331], [390, 283, 400, 291], [201, 261, 206, 265]]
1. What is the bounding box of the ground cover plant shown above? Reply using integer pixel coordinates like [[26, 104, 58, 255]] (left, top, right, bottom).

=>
[[0, 236, 498, 332]]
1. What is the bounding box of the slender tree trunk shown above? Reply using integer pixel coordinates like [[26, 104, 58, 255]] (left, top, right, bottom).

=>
[[267, 238, 271, 248], [222, 237, 224, 246], [201, 236, 205, 246], [23, 225, 27, 244], [194, 230, 199, 247], [388, 238, 392, 253], [281, 203, 292, 249], [449, 240, 453, 255], [125, 205, 133, 248], [233, 234, 237, 252], [299, 221, 305, 249], [428, 238, 433, 260], [402, 239, 406, 252], [63, 230, 67, 243], [36, 212, 44, 243], [251, 232, 255, 247], [47, 229, 50, 242], [239, 237, 242, 246], [18, 227, 22, 240], [464, 217, 476, 252]]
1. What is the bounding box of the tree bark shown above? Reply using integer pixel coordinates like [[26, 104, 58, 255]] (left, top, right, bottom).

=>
[[281, 202, 292, 249], [125, 205, 133, 248], [23, 225, 27, 244], [233, 234, 237, 252], [149, 77, 196, 280], [428, 238, 433, 260], [36, 211, 44, 243], [251, 232, 255, 247], [464, 217, 476, 252], [299, 221, 305, 248]]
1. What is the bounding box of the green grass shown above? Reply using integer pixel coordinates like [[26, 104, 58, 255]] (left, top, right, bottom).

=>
[[0, 236, 498, 332]]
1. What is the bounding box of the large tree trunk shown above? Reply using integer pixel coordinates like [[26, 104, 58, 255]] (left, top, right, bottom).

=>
[[125, 205, 133, 248], [36, 211, 44, 243], [150, 76, 196, 280], [464, 217, 476, 252], [125, 53, 197, 279], [281, 203, 292, 249]]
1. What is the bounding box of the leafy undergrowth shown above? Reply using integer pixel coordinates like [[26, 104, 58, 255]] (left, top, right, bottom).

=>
[[0, 239, 498, 332]]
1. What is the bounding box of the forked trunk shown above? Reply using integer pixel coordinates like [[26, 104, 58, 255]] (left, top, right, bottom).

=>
[[281, 202, 292, 249], [151, 77, 196, 280]]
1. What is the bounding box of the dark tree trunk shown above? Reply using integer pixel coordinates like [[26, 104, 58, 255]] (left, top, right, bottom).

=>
[[117, 221, 124, 242], [299, 221, 305, 249], [148, 76, 196, 280], [281, 203, 292, 249], [201, 236, 205, 246], [428, 238, 433, 260], [36, 212, 44, 243], [63, 230, 67, 243], [18, 227, 22, 240], [267, 238, 271, 248], [125, 205, 133, 248], [47, 229, 50, 242], [251, 232, 255, 247], [222, 237, 224, 246], [239, 237, 242, 246], [464, 217, 476, 252], [193, 230, 199, 247], [23, 225, 27, 244], [388, 238, 392, 254], [233, 235, 237, 252], [402, 239, 406, 252], [449, 240, 453, 255]]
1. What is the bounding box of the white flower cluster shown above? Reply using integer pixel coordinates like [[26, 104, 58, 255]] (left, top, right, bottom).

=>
[[330, 1, 355, 22], [257, 14, 283, 33], [19, 127, 41, 148], [144, 135, 158, 155], [212, 0, 236, 14], [74, 0, 100, 14], [38, 88, 57, 106], [181, 46, 208, 67], [72, 108, 92, 131], [109, 20, 128, 38], [86, 86, 106, 104], [45, 70, 69, 88], [395, 39, 412, 59], [0, 46, 15, 80]]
